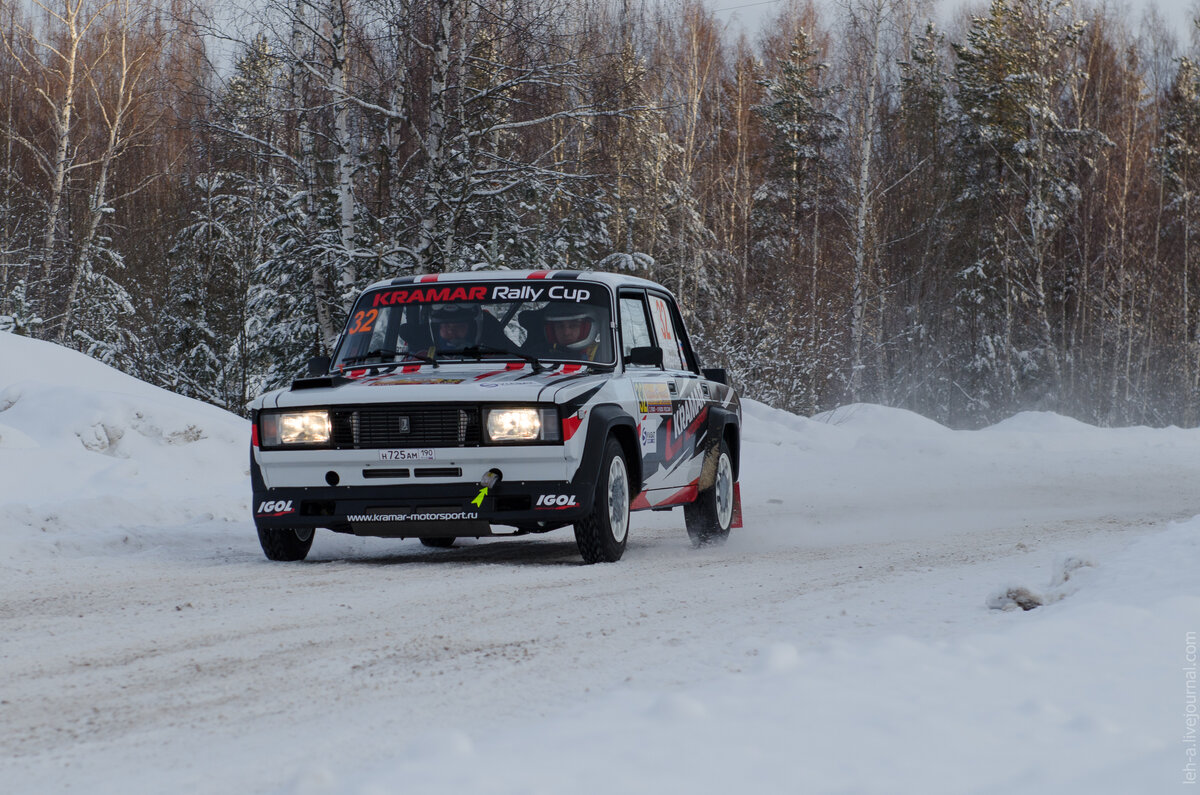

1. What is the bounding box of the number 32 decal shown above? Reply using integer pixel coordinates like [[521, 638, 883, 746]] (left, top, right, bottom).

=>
[[348, 309, 378, 334]]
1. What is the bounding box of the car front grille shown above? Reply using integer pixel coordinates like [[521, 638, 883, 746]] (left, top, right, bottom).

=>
[[330, 405, 481, 448]]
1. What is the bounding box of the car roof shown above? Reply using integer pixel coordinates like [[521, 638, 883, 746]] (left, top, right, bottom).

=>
[[363, 269, 672, 296]]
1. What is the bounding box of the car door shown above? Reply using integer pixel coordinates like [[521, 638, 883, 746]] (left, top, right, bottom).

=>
[[644, 290, 710, 490], [618, 290, 684, 497]]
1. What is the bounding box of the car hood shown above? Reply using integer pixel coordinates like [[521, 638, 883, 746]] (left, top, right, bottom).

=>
[[255, 363, 609, 409]]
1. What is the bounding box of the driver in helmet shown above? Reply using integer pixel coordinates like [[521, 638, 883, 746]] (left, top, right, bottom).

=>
[[544, 303, 603, 361], [428, 304, 482, 351]]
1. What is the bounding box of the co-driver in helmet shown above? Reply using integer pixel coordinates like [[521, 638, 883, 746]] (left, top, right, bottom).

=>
[[543, 303, 603, 361]]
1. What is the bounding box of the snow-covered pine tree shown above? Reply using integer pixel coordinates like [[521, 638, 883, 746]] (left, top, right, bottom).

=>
[[67, 243, 144, 375], [754, 24, 845, 413], [951, 0, 1104, 418], [167, 33, 298, 404]]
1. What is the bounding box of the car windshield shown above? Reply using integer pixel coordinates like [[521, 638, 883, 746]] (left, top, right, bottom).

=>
[[332, 280, 615, 369]]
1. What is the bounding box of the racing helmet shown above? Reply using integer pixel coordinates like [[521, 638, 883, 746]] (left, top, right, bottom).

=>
[[429, 303, 482, 348], [544, 303, 602, 351]]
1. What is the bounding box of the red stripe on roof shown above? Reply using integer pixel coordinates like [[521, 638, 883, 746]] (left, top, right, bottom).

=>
[[418, 274, 439, 283], [527, 271, 550, 279]]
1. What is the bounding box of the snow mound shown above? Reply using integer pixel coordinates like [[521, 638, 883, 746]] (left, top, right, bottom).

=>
[[811, 402, 951, 436], [983, 411, 1102, 434], [739, 399, 843, 450], [0, 332, 249, 562], [6, 329, 169, 392]]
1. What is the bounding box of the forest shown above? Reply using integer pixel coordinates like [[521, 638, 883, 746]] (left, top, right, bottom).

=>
[[2, 0, 1199, 427]]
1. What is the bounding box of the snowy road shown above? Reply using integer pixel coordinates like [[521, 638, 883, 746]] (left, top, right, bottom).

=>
[[5, 463, 1198, 793], [3, 334, 1199, 793]]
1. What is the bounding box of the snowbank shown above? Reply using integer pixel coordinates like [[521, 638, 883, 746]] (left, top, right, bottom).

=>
[[295, 517, 1200, 795], [0, 331, 249, 562]]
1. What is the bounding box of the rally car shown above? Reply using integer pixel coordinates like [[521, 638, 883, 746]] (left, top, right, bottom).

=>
[[249, 270, 742, 563]]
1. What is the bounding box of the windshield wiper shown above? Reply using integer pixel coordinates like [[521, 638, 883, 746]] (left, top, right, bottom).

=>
[[340, 349, 439, 368], [449, 344, 545, 373]]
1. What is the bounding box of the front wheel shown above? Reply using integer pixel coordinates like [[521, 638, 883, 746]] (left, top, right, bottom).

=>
[[574, 438, 630, 563], [258, 527, 315, 561], [684, 439, 734, 546]]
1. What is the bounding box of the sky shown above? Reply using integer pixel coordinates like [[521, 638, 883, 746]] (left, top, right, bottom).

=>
[[713, 0, 1198, 39]]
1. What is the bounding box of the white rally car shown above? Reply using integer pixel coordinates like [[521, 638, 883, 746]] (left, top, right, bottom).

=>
[[249, 270, 742, 563]]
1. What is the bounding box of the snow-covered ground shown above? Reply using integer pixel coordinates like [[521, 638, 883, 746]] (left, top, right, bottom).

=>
[[2, 331, 1198, 794]]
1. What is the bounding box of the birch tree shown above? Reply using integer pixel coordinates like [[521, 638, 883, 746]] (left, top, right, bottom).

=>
[[2, 0, 113, 327], [58, 0, 161, 343], [1159, 56, 1200, 411]]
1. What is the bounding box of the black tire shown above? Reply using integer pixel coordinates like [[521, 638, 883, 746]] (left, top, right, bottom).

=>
[[573, 437, 631, 563], [684, 439, 734, 546], [420, 537, 456, 548], [257, 527, 315, 561]]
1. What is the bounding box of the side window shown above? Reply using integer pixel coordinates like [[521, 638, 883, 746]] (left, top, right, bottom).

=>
[[619, 295, 654, 361], [647, 293, 685, 370]]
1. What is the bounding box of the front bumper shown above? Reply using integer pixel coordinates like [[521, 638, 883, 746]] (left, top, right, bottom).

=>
[[251, 479, 594, 537]]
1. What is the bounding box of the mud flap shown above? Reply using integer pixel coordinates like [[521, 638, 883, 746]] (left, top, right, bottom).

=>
[[731, 482, 743, 528]]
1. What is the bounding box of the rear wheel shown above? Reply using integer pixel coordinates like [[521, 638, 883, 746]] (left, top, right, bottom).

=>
[[420, 537, 456, 548], [257, 527, 314, 561], [684, 439, 734, 546], [574, 438, 630, 563]]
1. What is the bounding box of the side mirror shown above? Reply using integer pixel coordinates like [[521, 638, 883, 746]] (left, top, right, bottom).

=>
[[306, 355, 332, 376], [626, 346, 664, 368], [702, 368, 728, 385]]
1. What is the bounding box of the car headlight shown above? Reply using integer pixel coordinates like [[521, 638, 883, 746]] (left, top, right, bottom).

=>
[[260, 410, 332, 446], [485, 407, 560, 443]]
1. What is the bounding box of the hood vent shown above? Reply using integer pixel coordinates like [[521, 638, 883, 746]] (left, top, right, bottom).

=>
[[291, 376, 350, 391]]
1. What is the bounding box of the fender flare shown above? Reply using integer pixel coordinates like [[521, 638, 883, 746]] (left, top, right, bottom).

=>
[[569, 404, 640, 507], [698, 406, 740, 489]]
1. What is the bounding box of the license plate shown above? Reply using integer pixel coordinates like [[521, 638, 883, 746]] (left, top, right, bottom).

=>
[[378, 449, 435, 461]]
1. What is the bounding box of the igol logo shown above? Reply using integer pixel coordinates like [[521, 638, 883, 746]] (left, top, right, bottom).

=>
[[257, 500, 295, 516], [536, 494, 578, 509]]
